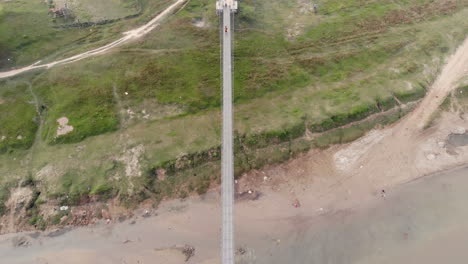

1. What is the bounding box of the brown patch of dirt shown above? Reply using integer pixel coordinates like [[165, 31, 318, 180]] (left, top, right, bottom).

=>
[[359, 0, 464, 31], [1, 188, 33, 233], [117, 144, 145, 178]]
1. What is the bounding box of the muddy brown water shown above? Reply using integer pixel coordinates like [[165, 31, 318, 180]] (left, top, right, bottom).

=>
[[1, 165, 468, 263]]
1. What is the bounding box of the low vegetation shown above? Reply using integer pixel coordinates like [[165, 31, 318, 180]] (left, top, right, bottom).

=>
[[0, 81, 38, 153]]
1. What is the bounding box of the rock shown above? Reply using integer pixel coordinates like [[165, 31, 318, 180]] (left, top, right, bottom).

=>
[[236, 190, 261, 201], [453, 127, 466, 134], [142, 210, 151, 218], [101, 209, 111, 220], [156, 168, 166, 181]]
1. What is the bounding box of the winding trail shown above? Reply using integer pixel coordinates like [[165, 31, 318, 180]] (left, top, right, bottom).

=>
[[0, 0, 186, 80]]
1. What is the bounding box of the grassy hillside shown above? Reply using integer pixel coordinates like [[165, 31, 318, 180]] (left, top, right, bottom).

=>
[[0, 0, 171, 69], [0, 80, 38, 153], [0, 0, 467, 229]]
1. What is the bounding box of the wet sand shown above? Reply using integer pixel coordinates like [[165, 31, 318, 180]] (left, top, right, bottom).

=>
[[0, 165, 468, 263]]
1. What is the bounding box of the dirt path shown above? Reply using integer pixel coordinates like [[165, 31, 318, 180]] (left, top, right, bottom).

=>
[[0, 0, 186, 80], [332, 36, 468, 185]]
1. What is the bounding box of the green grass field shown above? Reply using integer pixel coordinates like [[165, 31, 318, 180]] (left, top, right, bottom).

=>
[[0, 80, 38, 153], [0, 0, 171, 69], [0, 0, 467, 227]]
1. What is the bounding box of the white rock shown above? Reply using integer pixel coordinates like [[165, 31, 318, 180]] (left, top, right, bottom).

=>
[[453, 127, 466, 134]]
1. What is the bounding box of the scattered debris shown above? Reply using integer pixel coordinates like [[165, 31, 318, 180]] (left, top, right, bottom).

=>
[[70, 209, 93, 226], [381, 189, 386, 198], [292, 199, 301, 208], [403, 232, 409, 240], [236, 247, 246, 255], [12, 236, 30, 248], [173, 244, 195, 262]]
